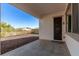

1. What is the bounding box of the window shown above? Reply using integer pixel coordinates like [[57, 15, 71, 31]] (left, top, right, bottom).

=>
[[67, 15, 71, 32], [66, 3, 79, 34], [66, 4, 72, 33]]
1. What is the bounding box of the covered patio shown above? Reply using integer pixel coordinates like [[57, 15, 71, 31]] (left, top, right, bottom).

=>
[[2, 40, 70, 56], [1, 3, 79, 56]]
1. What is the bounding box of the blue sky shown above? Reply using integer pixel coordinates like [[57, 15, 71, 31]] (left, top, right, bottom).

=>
[[1, 3, 39, 28]]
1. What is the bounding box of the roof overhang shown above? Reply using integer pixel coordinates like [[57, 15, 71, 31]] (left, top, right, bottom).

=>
[[10, 3, 67, 18]]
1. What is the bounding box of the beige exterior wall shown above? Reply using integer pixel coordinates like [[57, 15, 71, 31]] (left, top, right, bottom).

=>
[[78, 4, 79, 30], [39, 16, 53, 40], [64, 4, 79, 56], [39, 11, 66, 41], [39, 5, 79, 55], [39, 4, 79, 55], [65, 34, 79, 56]]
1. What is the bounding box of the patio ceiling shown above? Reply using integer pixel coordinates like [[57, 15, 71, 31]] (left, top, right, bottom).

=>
[[11, 3, 67, 18]]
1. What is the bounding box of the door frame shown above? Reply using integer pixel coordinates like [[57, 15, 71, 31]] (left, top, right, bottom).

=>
[[53, 16, 63, 41]]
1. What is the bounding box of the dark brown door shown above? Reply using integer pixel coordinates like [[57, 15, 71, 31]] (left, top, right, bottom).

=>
[[54, 17, 62, 40]]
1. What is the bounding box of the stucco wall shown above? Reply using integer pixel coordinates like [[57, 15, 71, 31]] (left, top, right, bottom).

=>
[[64, 4, 79, 56], [78, 4, 79, 30], [39, 16, 53, 40], [65, 34, 79, 56], [39, 4, 79, 56], [39, 11, 65, 40]]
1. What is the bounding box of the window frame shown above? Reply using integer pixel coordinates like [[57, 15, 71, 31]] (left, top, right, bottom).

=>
[[66, 3, 79, 34], [67, 15, 72, 33]]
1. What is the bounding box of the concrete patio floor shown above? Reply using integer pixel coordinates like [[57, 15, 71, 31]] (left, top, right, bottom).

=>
[[1, 40, 70, 56]]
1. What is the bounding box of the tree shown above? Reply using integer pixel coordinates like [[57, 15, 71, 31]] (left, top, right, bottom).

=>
[[0, 22, 15, 37]]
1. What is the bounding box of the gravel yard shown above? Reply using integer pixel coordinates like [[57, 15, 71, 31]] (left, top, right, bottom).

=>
[[0, 34, 38, 54]]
